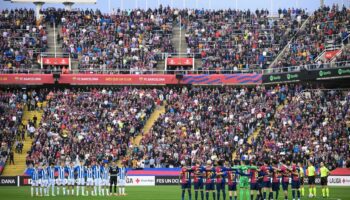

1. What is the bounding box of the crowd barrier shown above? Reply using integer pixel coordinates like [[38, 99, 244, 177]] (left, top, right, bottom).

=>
[[1, 65, 350, 85]]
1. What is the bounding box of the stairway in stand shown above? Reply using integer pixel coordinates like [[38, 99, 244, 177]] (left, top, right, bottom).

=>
[[119, 105, 166, 166], [232, 101, 286, 160], [2, 102, 46, 176]]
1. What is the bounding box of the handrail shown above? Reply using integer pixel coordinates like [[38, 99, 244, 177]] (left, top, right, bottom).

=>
[[1, 61, 350, 75]]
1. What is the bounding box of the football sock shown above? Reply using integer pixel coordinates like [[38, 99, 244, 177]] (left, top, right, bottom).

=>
[[201, 191, 204, 200], [275, 191, 279, 199], [213, 192, 216, 200], [206, 192, 209, 200], [292, 190, 296, 199], [301, 187, 304, 196], [182, 190, 185, 200], [240, 190, 244, 200], [222, 189, 226, 200], [322, 188, 325, 197], [195, 191, 198, 200], [217, 190, 220, 200], [326, 187, 329, 197], [263, 191, 266, 200], [31, 187, 33, 196], [188, 189, 192, 200], [313, 187, 316, 196], [245, 190, 250, 200]]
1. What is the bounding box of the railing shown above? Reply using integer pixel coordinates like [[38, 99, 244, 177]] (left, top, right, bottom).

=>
[[1, 61, 350, 75]]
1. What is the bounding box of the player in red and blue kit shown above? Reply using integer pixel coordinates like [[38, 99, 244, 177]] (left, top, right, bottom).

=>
[[249, 161, 261, 200], [215, 161, 227, 200], [192, 161, 204, 200], [261, 160, 273, 200], [291, 161, 301, 200], [180, 161, 193, 200], [226, 165, 238, 200], [202, 160, 216, 200], [271, 160, 281, 200], [257, 165, 265, 200], [280, 160, 290, 200]]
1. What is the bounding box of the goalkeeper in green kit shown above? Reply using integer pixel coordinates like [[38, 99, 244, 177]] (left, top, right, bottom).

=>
[[232, 160, 258, 200]]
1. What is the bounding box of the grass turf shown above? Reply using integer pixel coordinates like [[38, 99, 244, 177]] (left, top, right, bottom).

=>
[[0, 186, 349, 200]]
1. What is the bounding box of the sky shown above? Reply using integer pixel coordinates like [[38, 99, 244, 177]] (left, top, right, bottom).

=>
[[0, 0, 349, 14]]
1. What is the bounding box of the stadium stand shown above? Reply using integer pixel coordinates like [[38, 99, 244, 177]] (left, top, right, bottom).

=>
[[26, 88, 163, 166], [240, 89, 350, 169], [0, 9, 48, 72], [40, 7, 175, 73], [273, 5, 350, 69], [184, 8, 308, 72], [130, 85, 300, 168], [0, 91, 24, 174]]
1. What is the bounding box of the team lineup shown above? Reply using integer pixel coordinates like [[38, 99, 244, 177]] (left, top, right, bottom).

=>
[[180, 160, 331, 200], [29, 161, 127, 197]]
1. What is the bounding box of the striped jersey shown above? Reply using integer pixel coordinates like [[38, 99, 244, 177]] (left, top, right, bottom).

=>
[[119, 167, 127, 180], [75, 165, 85, 179], [40, 168, 48, 180], [58, 166, 66, 180], [93, 165, 101, 179], [67, 166, 75, 179], [32, 168, 39, 180], [47, 167, 55, 179], [101, 166, 109, 180], [86, 167, 93, 179]]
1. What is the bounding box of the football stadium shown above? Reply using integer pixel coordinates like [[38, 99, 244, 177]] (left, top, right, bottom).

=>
[[0, 0, 350, 199]]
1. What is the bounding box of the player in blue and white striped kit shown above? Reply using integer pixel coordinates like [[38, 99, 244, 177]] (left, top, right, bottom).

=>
[[75, 161, 86, 196], [57, 162, 66, 195], [92, 161, 102, 196], [47, 163, 56, 196], [101, 162, 110, 196], [31, 163, 40, 197], [66, 162, 75, 195], [86, 163, 94, 196], [118, 162, 128, 196], [40, 163, 49, 196]]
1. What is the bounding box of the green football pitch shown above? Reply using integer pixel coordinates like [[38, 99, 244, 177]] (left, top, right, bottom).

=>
[[0, 186, 349, 200]]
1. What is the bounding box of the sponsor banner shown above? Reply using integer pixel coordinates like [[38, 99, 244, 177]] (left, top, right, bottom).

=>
[[313, 67, 350, 80], [117, 176, 155, 186], [0, 74, 54, 85], [262, 72, 302, 84], [182, 74, 262, 85], [324, 50, 340, 60], [0, 176, 17, 186], [20, 176, 31, 186], [59, 74, 262, 85], [167, 58, 193, 66], [328, 176, 350, 186], [155, 176, 180, 185], [42, 57, 69, 65], [60, 74, 177, 85]]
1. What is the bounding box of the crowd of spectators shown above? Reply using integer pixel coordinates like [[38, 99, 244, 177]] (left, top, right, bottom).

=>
[[237, 89, 350, 170], [0, 9, 48, 72], [0, 91, 24, 173], [183, 8, 308, 72], [126, 85, 299, 168], [40, 7, 175, 73], [26, 88, 163, 166], [274, 5, 350, 69]]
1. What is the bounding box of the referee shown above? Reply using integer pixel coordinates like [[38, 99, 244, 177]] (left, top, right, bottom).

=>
[[307, 160, 316, 197], [109, 161, 119, 196], [320, 162, 330, 198]]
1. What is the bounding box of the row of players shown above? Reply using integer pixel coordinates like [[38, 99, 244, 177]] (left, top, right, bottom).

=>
[[30, 161, 127, 197], [179, 160, 330, 200]]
